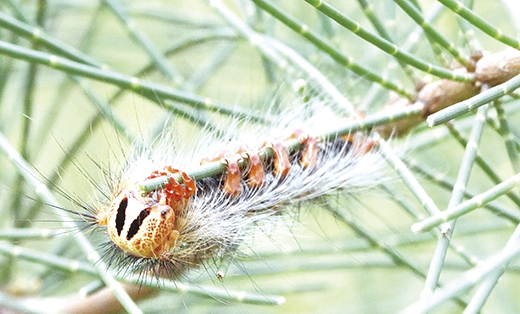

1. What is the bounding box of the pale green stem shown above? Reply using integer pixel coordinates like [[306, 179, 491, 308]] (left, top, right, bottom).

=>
[[446, 122, 520, 207], [250, 0, 413, 98], [0, 40, 265, 122], [303, 0, 473, 79], [322, 199, 468, 309], [420, 105, 487, 299], [407, 160, 520, 223], [101, 0, 183, 84], [139, 103, 424, 192], [0, 242, 284, 305], [0, 291, 56, 314], [427, 73, 520, 126], [402, 240, 520, 314], [378, 139, 444, 217], [0, 132, 143, 314], [412, 171, 520, 233], [392, 0, 471, 68], [494, 101, 520, 173], [438, 0, 520, 49], [207, 0, 358, 115], [463, 223, 520, 313], [0, 228, 66, 240]]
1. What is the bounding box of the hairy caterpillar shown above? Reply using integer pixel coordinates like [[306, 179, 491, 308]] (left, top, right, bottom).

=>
[[2, 0, 520, 312], [15, 46, 520, 313], [77, 102, 385, 280], [69, 48, 520, 283]]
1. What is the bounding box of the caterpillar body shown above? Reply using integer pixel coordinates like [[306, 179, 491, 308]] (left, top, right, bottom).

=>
[[85, 103, 385, 280]]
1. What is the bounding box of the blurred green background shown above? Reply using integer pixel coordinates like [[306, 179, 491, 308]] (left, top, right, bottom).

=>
[[1, 0, 520, 313]]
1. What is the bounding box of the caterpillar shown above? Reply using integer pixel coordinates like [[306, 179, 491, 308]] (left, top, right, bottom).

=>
[[80, 102, 385, 280], [62, 47, 520, 283]]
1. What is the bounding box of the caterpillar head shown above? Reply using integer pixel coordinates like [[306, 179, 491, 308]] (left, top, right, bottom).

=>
[[96, 168, 196, 262], [97, 188, 180, 259]]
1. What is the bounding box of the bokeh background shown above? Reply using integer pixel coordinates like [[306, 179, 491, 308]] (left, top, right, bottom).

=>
[[1, 0, 520, 313]]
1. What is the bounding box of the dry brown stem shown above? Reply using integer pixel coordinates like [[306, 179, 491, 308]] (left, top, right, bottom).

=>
[[376, 48, 520, 137]]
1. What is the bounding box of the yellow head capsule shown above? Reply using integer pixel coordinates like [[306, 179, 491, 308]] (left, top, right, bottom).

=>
[[96, 167, 196, 260], [102, 189, 179, 259]]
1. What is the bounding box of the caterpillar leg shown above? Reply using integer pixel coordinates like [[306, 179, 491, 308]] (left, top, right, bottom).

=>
[[201, 146, 267, 195], [301, 135, 319, 169], [342, 133, 378, 155], [283, 129, 320, 170], [268, 140, 291, 177], [245, 152, 265, 188], [288, 129, 319, 169], [201, 151, 244, 195], [221, 156, 242, 195], [146, 166, 196, 206], [341, 111, 379, 154], [200, 129, 321, 195]]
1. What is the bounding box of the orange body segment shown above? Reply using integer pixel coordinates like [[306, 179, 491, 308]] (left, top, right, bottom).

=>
[[247, 153, 265, 187], [222, 157, 242, 195], [301, 135, 319, 169], [270, 141, 291, 177]]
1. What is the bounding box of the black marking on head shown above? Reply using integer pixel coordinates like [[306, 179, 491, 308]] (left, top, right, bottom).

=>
[[127, 208, 150, 240], [115, 197, 128, 236]]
